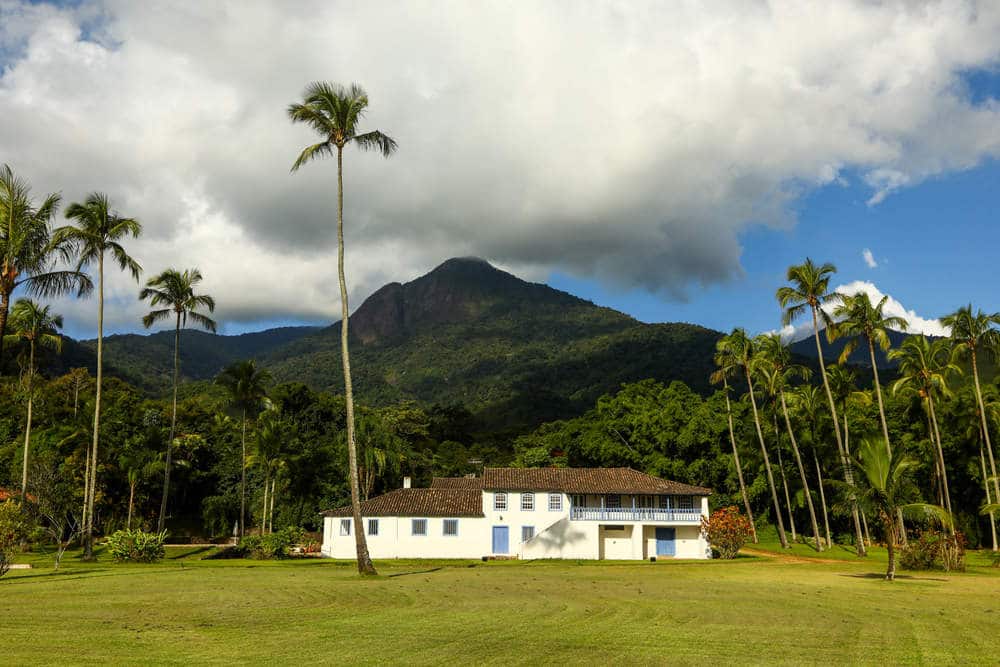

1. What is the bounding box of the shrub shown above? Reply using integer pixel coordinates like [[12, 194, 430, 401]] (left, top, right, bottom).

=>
[[239, 526, 305, 560], [0, 500, 28, 578], [106, 529, 167, 563], [701, 506, 753, 559], [899, 530, 966, 572]]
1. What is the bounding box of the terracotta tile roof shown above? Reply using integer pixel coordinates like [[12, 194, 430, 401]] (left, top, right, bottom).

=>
[[430, 477, 484, 489], [322, 488, 484, 518], [481, 467, 711, 495]]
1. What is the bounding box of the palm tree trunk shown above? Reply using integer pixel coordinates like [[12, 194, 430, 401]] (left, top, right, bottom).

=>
[[20, 340, 35, 496], [885, 517, 896, 581], [812, 305, 866, 556], [337, 144, 377, 576], [240, 408, 246, 539], [269, 478, 276, 533], [868, 338, 908, 545], [157, 312, 181, 533], [723, 379, 757, 543], [0, 288, 9, 370], [861, 509, 871, 547], [84, 253, 104, 560], [812, 449, 832, 548], [261, 469, 269, 534], [926, 393, 952, 525], [980, 442, 998, 552], [971, 349, 1000, 525], [782, 391, 822, 550], [773, 414, 797, 543], [745, 370, 788, 548], [127, 479, 136, 530]]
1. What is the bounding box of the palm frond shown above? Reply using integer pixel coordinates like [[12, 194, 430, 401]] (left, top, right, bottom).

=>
[[353, 130, 398, 157]]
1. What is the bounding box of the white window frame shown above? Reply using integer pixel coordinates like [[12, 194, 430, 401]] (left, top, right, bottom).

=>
[[676, 495, 694, 510], [548, 493, 562, 511], [522, 525, 535, 542], [521, 492, 534, 511], [605, 494, 622, 509], [443, 519, 459, 537], [368, 519, 379, 536], [339, 519, 351, 536], [412, 519, 428, 536], [494, 492, 507, 511]]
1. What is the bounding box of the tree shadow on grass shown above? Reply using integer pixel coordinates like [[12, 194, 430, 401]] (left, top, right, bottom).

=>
[[840, 572, 950, 582], [386, 567, 443, 578]]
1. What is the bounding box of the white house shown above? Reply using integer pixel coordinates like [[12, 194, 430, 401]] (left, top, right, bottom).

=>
[[321, 467, 712, 560]]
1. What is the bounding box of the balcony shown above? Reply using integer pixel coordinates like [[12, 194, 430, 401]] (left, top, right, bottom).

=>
[[569, 506, 702, 522]]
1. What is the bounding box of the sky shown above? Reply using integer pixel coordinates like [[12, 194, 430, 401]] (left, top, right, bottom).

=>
[[1, 0, 999, 340]]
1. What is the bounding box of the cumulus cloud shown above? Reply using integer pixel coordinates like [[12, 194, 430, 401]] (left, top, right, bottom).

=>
[[780, 280, 949, 342], [2, 1, 1000, 334], [862, 248, 878, 269]]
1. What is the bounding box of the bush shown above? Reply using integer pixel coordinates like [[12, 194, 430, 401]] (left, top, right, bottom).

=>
[[239, 526, 305, 560], [106, 529, 167, 563], [899, 530, 966, 572], [701, 506, 753, 559], [0, 500, 28, 578]]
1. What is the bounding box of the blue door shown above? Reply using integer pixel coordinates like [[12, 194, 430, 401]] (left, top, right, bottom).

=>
[[492, 526, 509, 554], [655, 527, 676, 556]]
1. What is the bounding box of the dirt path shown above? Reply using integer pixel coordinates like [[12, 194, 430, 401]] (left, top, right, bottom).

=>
[[741, 547, 857, 565]]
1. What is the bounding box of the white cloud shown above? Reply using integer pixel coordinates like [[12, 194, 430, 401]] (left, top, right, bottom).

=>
[[1, 1, 1000, 334], [782, 280, 949, 342], [862, 248, 878, 269]]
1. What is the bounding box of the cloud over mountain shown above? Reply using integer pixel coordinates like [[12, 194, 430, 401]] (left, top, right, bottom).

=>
[[2, 1, 1000, 334]]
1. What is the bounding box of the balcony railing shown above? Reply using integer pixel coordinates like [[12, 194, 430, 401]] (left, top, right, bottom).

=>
[[569, 506, 702, 522]]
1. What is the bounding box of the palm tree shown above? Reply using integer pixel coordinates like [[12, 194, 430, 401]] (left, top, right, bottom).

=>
[[54, 193, 141, 559], [889, 336, 960, 526], [791, 384, 833, 548], [777, 259, 866, 555], [717, 328, 788, 548], [850, 437, 951, 580], [710, 334, 758, 543], [252, 412, 287, 534], [941, 305, 1000, 532], [0, 164, 91, 368], [4, 299, 62, 496], [827, 364, 873, 546], [755, 334, 823, 550], [830, 292, 908, 457], [288, 81, 397, 576], [140, 268, 217, 532], [215, 360, 271, 538]]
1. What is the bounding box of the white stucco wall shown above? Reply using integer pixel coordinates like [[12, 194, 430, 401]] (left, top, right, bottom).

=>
[[482, 490, 571, 556], [322, 515, 491, 559]]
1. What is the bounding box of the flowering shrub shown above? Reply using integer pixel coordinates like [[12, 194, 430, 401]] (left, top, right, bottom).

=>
[[0, 500, 28, 578], [701, 506, 753, 559]]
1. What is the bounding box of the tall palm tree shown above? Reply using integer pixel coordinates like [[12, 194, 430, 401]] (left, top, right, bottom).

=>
[[288, 81, 397, 576], [0, 164, 90, 368], [827, 364, 873, 546], [4, 299, 62, 496], [941, 305, 1000, 531], [252, 412, 286, 534], [755, 334, 823, 550], [777, 258, 866, 555], [215, 360, 271, 538], [850, 437, 951, 580], [711, 334, 758, 543], [829, 291, 908, 457], [718, 328, 789, 548], [54, 193, 141, 559], [140, 268, 217, 532], [791, 384, 833, 548], [889, 335, 961, 526]]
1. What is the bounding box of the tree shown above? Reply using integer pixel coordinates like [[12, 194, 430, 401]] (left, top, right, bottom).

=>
[[0, 164, 90, 369], [288, 81, 397, 576], [889, 335, 961, 528], [941, 305, 1000, 540], [701, 506, 754, 559], [140, 268, 217, 531], [791, 384, 833, 548], [54, 192, 142, 559], [716, 328, 788, 548], [711, 335, 758, 543], [850, 437, 951, 580], [827, 364, 873, 545], [777, 258, 866, 555], [252, 411, 289, 534], [4, 298, 63, 496], [829, 291, 908, 457], [215, 360, 271, 538], [755, 333, 823, 550]]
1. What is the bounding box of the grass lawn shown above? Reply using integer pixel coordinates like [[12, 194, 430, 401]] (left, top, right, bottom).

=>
[[5, 546, 1000, 665]]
